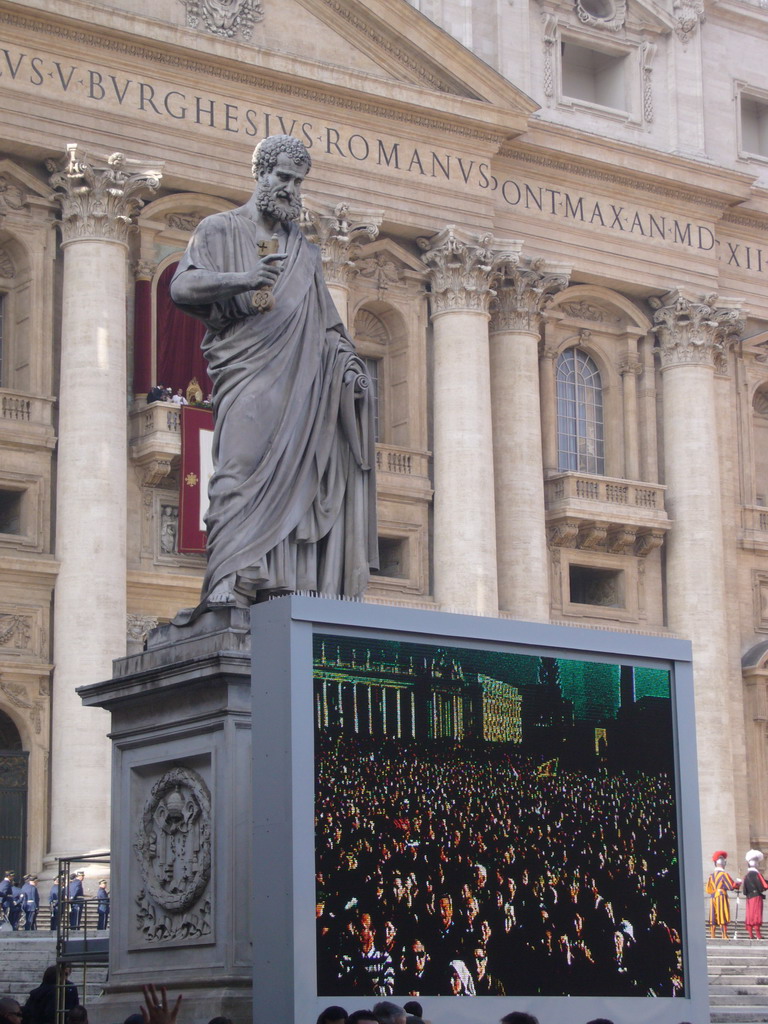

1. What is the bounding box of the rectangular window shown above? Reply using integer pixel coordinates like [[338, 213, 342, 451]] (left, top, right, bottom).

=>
[[0, 489, 22, 534], [561, 41, 628, 112], [741, 95, 768, 158], [569, 565, 624, 608], [373, 536, 408, 578]]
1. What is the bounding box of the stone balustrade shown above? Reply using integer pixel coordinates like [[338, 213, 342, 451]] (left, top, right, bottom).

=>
[[544, 471, 670, 556], [129, 403, 432, 499], [545, 471, 667, 518], [0, 389, 55, 428]]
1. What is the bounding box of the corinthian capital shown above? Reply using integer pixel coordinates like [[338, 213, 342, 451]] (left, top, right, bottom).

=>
[[419, 226, 501, 316], [301, 201, 380, 287], [490, 256, 570, 334], [651, 289, 744, 369], [48, 144, 161, 246], [672, 0, 704, 43]]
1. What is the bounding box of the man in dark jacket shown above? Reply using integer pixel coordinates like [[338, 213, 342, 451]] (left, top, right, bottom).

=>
[[96, 879, 109, 930], [0, 871, 16, 929], [48, 878, 59, 932], [20, 876, 39, 931], [68, 872, 85, 930]]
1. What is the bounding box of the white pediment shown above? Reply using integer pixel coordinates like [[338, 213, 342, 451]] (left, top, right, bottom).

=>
[[0, 159, 54, 209], [88, 0, 538, 120]]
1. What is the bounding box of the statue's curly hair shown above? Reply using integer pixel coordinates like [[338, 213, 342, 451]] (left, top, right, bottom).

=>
[[251, 134, 311, 178]]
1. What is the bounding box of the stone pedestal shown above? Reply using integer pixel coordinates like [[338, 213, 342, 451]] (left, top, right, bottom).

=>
[[78, 609, 253, 1024]]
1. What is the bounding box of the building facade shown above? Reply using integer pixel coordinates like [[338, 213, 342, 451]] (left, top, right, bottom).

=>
[[0, 0, 766, 879]]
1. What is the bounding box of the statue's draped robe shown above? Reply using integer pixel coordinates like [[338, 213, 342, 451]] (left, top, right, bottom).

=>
[[172, 209, 377, 616]]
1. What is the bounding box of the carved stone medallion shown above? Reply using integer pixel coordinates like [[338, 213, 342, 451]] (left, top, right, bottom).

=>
[[575, 0, 627, 31], [134, 766, 212, 941], [179, 0, 264, 40]]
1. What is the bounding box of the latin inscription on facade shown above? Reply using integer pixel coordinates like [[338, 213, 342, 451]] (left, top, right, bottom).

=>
[[0, 41, 763, 274]]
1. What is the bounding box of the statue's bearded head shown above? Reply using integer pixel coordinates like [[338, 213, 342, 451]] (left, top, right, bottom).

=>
[[252, 135, 311, 223]]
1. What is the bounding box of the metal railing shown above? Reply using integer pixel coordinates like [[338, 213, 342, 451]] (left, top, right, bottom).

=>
[[54, 853, 110, 1024]]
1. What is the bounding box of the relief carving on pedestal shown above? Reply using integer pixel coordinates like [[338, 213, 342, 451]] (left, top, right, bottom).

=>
[[133, 766, 212, 943]]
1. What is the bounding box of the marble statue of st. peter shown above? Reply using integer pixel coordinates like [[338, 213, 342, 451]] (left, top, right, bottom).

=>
[[170, 135, 377, 619]]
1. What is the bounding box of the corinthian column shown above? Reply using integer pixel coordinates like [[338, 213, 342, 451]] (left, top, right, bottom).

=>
[[48, 145, 160, 857], [421, 227, 499, 615], [490, 257, 570, 621], [302, 202, 380, 327], [652, 288, 743, 864]]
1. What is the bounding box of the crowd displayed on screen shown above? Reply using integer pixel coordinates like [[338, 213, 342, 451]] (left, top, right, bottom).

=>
[[315, 733, 683, 998]]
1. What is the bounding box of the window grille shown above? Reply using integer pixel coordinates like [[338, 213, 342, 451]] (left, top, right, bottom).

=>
[[556, 349, 605, 475]]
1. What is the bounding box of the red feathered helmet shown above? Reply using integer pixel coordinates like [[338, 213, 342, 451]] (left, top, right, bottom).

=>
[[712, 850, 728, 863]]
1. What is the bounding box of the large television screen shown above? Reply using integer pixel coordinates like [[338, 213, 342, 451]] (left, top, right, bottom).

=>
[[250, 597, 708, 1024], [314, 636, 682, 1000]]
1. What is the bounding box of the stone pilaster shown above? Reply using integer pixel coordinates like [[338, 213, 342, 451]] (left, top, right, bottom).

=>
[[48, 145, 160, 857], [669, 0, 706, 154], [301, 202, 380, 327], [489, 256, 570, 621], [619, 348, 643, 481], [652, 288, 744, 866], [421, 226, 499, 615]]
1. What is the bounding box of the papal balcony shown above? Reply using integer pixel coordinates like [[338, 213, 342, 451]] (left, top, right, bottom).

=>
[[129, 401, 432, 502], [129, 400, 183, 486], [544, 471, 670, 557]]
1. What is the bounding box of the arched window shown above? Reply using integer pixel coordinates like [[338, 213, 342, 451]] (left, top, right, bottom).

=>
[[556, 349, 605, 475]]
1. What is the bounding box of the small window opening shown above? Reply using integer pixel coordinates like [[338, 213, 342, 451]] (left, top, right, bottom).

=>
[[741, 96, 768, 158], [374, 537, 407, 578], [562, 42, 627, 111], [569, 565, 623, 607], [0, 490, 22, 534]]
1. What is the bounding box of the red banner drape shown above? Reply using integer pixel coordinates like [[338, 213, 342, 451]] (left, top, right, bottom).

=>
[[156, 263, 212, 397], [179, 404, 215, 553]]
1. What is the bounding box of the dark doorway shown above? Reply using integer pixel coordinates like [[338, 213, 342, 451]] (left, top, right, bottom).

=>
[[0, 710, 27, 876]]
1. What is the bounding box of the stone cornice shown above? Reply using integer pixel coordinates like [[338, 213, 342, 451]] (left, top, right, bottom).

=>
[[48, 144, 161, 245], [720, 208, 768, 231], [707, 0, 768, 33], [651, 288, 746, 369], [503, 123, 757, 211]]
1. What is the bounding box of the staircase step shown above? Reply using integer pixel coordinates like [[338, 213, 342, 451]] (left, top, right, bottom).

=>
[[0, 934, 108, 1006]]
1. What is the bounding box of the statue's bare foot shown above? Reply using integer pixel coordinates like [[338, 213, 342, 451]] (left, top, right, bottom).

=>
[[207, 576, 238, 607]]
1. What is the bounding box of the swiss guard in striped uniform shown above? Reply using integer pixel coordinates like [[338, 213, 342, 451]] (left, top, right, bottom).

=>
[[706, 850, 741, 939]]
